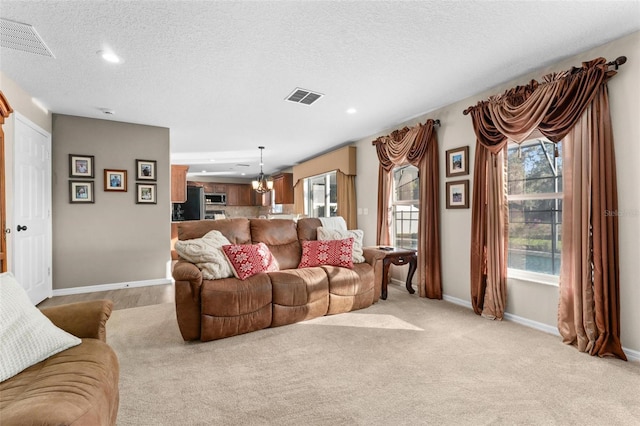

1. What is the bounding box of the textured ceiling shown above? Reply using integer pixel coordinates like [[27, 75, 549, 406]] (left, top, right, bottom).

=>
[[1, 1, 639, 178]]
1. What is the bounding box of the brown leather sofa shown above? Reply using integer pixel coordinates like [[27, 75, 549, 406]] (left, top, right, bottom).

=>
[[0, 300, 120, 426], [173, 218, 386, 342]]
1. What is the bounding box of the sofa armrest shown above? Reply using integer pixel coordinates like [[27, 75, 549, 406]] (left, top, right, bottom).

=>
[[363, 247, 389, 303], [40, 299, 113, 342], [172, 260, 203, 303], [172, 260, 204, 341], [363, 247, 388, 266]]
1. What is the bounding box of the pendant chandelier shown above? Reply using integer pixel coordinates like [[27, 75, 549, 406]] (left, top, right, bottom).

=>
[[252, 146, 273, 194]]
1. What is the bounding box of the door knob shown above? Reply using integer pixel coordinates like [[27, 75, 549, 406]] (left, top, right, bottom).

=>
[[17, 225, 27, 232]]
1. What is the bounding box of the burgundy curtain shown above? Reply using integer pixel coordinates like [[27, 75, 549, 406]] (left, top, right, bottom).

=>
[[465, 58, 625, 359], [373, 120, 442, 299]]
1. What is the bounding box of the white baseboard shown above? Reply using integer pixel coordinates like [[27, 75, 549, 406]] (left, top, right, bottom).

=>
[[623, 348, 640, 363], [442, 294, 473, 309], [441, 294, 639, 363], [52, 278, 172, 297]]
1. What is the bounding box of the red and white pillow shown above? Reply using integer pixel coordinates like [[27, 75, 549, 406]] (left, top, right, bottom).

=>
[[298, 238, 354, 269], [222, 243, 279, 280]]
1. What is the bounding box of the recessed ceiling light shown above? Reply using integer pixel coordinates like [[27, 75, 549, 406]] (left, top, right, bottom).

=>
[[346, 108, 357, 114], [97, 50, 121, 64]]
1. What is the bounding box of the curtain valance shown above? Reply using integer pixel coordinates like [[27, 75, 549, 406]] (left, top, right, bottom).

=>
[[292, 146, 356, 186], [464, 58, 617, 153], [373, 120, 436, 170]]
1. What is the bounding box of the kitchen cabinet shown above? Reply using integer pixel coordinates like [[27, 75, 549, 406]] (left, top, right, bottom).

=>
[[226, 183, 254, 206], [211, 184, 227, 193], [170, 165, 189, 203], [189, 182, 226, 194], [259, 190, 272, 207], [272, 173, 294, 204]]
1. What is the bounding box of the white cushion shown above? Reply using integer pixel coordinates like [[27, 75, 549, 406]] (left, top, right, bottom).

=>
[[317, 227, 365, 263], [0, 272, 82, 382], [174, 230, 234, 280]]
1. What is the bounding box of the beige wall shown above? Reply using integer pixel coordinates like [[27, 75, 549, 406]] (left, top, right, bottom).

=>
[[52, 114, 170, 289], [355, 31, 640, 354], [1, 72, 52, 269]]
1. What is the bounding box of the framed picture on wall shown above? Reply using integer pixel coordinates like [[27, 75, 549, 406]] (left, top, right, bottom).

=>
[[445, 146, 469, 177], [446, 180, 469, 209], [69, 154, 94, 178], [104, 169, 127, 192], [69, 180, 94, 203], [136, 183, 157, 204], [136, 159, 157, 181]]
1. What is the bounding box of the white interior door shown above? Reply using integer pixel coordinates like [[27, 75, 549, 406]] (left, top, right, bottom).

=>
[[12, 113, 52, 305]]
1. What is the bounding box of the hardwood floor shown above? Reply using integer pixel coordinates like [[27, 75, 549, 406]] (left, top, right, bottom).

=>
[[37, 284, 175, 311]]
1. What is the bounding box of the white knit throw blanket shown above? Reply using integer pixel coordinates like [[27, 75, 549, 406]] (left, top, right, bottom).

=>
[[318, 216, 347, 230]]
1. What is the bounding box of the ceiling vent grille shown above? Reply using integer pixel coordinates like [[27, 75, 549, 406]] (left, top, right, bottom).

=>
[[0, 18, 55, 58], [285, 88, 323, 106]]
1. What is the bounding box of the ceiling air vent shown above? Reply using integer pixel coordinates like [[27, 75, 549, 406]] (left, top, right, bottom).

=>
[[0, 18, 55, 58], [285, 88, 323, 106]]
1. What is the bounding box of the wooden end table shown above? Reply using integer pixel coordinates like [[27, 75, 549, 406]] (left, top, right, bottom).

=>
[[376, 247, 417, 300]]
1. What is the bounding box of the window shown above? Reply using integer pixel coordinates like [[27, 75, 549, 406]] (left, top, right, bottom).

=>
[[507, 138, 562, 278], [392, 165, 419, 250], [303, 171, 337, 218]]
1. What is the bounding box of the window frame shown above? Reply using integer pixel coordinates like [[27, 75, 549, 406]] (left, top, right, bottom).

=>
[[391, 165, 419, 250], [506, 138, 562, 286], [302, 170, 337, 218]]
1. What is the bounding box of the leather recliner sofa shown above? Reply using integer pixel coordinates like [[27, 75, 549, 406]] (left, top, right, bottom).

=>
[[172, 218, 386, 342]]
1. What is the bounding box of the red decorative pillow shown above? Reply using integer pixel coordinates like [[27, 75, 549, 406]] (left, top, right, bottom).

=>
[[221, 243, 279, 280], [298, 238, 354, 269]]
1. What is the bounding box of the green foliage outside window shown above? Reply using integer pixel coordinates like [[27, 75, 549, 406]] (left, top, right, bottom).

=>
[[507, 139, 563, 276]]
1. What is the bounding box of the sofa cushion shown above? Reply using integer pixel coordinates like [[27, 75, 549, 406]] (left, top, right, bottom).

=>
[[299, 238, 354, 269], [200, 274, 272, 341], [317, 227, 365, 263], [296, 217, 323, 241], [178, 218, 251, 244], [250, 219, 301, 269], [0, 338, 120, 425], [0, 273, 81, 382], [222, 243, 279, 280], [268, 268, 329, 327], [323, 263, 375, 315], [174, 230, 234, 279]]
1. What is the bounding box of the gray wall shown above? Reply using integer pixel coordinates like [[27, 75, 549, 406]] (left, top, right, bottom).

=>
[[52, 114, 170, 289], [355, 31, 640, 354]]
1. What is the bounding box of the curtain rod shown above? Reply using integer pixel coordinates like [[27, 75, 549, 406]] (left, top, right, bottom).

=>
[[371, 119, 440, 145], [608, 56, 627, 70], [462, 56, 627, 116]]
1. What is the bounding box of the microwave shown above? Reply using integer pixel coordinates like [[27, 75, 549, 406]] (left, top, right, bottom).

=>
[[205, 193, 226, 205]]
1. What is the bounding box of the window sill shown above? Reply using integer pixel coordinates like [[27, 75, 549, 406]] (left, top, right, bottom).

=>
[[507, 268, 559, 287]]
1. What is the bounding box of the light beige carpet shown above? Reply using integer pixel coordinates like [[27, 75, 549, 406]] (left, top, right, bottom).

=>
[[107, 286, 640, 425]]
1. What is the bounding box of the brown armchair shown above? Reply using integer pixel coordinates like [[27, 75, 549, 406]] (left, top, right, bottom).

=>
[[0, 300, 120, 426]]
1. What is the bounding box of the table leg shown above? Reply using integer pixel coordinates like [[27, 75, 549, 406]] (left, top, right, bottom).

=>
[[405, 255, 417, 295], [381, 258, 391, 300]]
